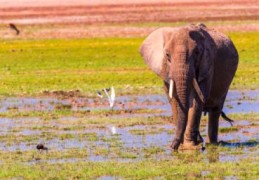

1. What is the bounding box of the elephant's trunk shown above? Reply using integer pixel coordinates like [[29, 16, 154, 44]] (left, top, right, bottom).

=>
[[170, 61, 192, 150]]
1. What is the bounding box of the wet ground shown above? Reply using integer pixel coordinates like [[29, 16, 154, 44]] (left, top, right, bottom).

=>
[[0, 90, 258, 165], [0, 90, 258, 115], [0, 117, 258, 165]]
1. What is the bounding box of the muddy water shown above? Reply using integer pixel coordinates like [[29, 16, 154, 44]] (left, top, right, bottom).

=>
[[0, 90, 258, 164]]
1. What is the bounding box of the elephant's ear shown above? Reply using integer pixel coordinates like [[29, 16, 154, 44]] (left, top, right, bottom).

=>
[[197, 29, 217, 99], [198, 45, 214, 84], [190, 29, 214, 83], [198, 30, 216, 85], [190, 28, 215, 99], [139, 27, 176, 79]]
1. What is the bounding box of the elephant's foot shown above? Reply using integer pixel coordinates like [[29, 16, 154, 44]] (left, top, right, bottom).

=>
[[179, 141, 202, 150], [205, 140, 219, 146], [182, 131, 204, 150], [170, 139, 181, 150], [206, 137, 218, 145]]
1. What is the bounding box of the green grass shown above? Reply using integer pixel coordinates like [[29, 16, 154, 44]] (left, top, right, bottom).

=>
[[0, 38, 160, 96], [219, 127, 239, 133], [0, 31, 258, 96], [229, 32, 259, 89], [224, 113, 259, 121], [0, 152, 258, 179]]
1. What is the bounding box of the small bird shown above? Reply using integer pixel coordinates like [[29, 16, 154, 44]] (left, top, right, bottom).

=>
[[97, 91, 103, 98], [97, 87, 116, 108], [9, 23, 20, 35], [36, 144, 48, 152]]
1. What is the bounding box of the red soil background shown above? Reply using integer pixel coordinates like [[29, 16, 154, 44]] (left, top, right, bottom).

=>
[[0, 0, 258, 39]]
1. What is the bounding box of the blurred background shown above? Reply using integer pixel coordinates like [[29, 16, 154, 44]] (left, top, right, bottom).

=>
[[0, 0, 258, 39]]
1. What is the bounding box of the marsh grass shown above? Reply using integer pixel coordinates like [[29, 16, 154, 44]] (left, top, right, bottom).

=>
[[0, 31, 258, 96], [143, 146, 165, 157], [0, 112, 168, 128], [128, 127, 167, 135], [0, 155, 257, 179], [0, 108, 164, 120], [225, 113, 259, 121], [94, 147, 109, 156], [219, 127, 239, 133], [118, 151, 138, 159], [0, 148, 89, 163], [0, 127, 99, 144]]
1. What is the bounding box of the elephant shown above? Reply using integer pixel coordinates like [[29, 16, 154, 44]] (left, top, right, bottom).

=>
[[139, 24, 238, 150]]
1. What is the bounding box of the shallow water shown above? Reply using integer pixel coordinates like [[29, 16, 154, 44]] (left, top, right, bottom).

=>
[[0, 119, 258, 164], [0, 90, 258, 164], [0, 90, 258, 115], [97, 176, 122, 180], [0, 97, 68, 112]]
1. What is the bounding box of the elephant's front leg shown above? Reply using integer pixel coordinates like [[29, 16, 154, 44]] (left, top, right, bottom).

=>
[[182, 90, 203, 149]]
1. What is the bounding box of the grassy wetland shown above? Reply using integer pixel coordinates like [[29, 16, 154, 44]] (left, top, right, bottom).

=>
[[0, 0, 259, 179]]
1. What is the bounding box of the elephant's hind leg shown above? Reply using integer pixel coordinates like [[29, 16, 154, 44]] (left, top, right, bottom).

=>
[[208, 107, 221, 144]]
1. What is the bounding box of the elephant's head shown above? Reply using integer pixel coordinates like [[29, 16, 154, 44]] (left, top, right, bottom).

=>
[[140, 24, 215, 149]]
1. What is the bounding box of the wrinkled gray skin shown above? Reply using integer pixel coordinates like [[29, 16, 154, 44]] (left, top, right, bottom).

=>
[[139, 24, 238, 150]]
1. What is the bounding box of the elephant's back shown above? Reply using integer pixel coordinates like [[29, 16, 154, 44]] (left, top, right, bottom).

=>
[[207, 29, 238, 65]]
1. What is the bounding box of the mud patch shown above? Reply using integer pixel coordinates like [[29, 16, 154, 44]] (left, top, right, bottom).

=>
[[41, 90, 82, 98]]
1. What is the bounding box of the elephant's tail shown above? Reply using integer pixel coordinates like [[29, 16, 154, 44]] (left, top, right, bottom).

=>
[[203, 110, 234, 126], [221, 111, 234, 126]]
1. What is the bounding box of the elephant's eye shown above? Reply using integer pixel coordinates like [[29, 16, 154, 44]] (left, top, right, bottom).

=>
[[166, 53, 171, 62]]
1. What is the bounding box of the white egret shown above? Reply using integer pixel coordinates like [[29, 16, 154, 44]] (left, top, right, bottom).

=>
[[103, 86, 115, 109]]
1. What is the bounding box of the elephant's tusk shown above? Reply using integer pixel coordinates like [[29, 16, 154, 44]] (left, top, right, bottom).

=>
[[192, 78, 205, 104], [169, 79, 174, 99]]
